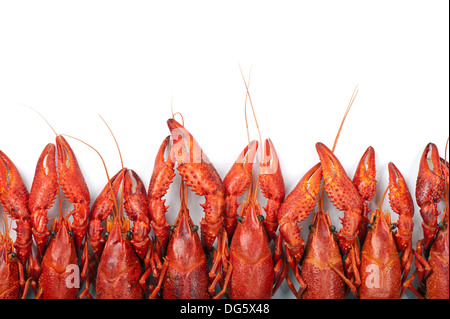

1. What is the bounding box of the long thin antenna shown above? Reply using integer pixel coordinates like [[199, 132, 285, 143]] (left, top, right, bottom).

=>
[[379, 185, 389, 211], [332, 85, 359, 152], [15, 102, 58, 136], [238, 64, 263, 156], [98, 115, 124, 170], [238, 63, 263, 202], [244, 65, 253, 144]]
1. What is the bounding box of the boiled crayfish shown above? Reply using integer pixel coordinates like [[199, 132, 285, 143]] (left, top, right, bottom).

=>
[[29, 136, 90, 298], [148, 118, 224, 253], [221, 138, 286, 299], [279, 143, 376, 298], [355, 162, 415, 298], [147, 117, 227, 298], [87, 144, 151, 299], [277, 90, 373, 299], [218, 71, 287, 299]]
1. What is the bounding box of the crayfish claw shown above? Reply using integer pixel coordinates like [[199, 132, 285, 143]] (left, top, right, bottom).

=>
[[259, 139, 285, 241], [148, 136, 176, 250], [388, 162, 414, 252], [0, 150, 32, 265], [415, 143, 445, 249], [316, 142, 363, 214], [56, 136, 90, 250], [29, 143, 58, 257], [353, 146, 376, 202], [223, 140, 258, 238], [278, 163, 322, 261], [388, 162, 414, 218]]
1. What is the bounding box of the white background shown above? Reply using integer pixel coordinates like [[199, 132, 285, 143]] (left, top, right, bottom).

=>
[[0, 1, 448, 299]]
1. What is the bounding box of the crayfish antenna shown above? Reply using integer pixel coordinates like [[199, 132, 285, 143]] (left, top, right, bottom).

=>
[[99, 114, 124, 171], [170, 96, 185, 127], [331, 85, 359, 153], [238, 63, 262, 202], [243, 64, 253, 145], [379, 184, 389, 211], [238, 65, 286, 242], [16, 102, 59, 137]]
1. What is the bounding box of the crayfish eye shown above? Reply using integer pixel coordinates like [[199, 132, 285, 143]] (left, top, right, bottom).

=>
[[126, 230, 133, 239], [104, 231, 109, 238], [258, 215, 265, 222], [237, 216, 243, 223], [192, 225, 199, 232], [390, 224, 397, 231], [68, 230, 74, 237], [308, 224, 317, 233], [438, 222, 445, 229], [330, 225, 336, 232], [367, 223, 374, 231], [8, 252, 16, 261], [50, 230, 57, 237]]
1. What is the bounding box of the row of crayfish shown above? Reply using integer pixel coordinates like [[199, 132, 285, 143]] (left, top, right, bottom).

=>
[[0, 117, 448, 299]]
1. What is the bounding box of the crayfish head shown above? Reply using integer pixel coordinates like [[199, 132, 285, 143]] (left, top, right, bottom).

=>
[[308, 210, 335, 238], [49, 219, 74, 244], [233, 202, 267, 251], [366, 209, 393, 243], [304, 211, 341, 264], [231, 201, 270, 265], [105, 218, 131, 241], [238, 201, 265, 229], [167, 208, 204, 268], [105, 219, 125, 246]]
